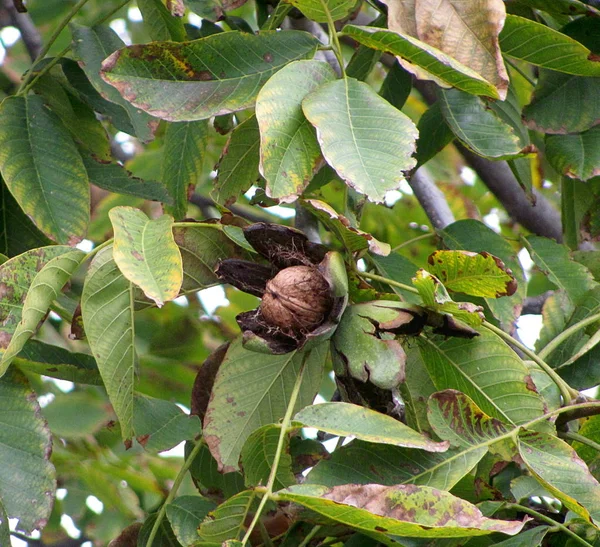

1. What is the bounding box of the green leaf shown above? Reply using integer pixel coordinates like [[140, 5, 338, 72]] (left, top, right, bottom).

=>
[[133, 394, 200, 453], [70, 24, 158, 142], [0, 246, 74, 351], [517, 430, 600, 522], [197, 490, 256, 543], [523, 71, 600, 134], [545, 126, 600, 182], [162, 121, 209, 219], [0, 178, 51, 257], [138, 0, 187, 41], [100, 31, 319, 122], [307, 440, 485, 491], [437, 89, 523, 159], [0, 368, 55, 534], [0, 500, 9, 546], [185, 0, 249, 22], [32, 72, 112, 160], [278, 484, 525, 538], [370, 253, 421, 304], [58, 58, 146, 139], [295, 402, 449, 452], [499, 14, 600, 76], [418, 329, 545, 425], [440, 219, 526, 331], [380, 61, 412, 110], [523, 235, 597, 306], [110, 207, 183, 307], [302, 199, 390, 255], [302, 77, 418, 203], [173, 223, 253, 292], [83, 155, 173, 203], [426, 250, 517, 298], [81, 246, 135, 440], [212, 115, 260, 206], [283, 0, 357, 22], [0, 95, 89, 243], [44, 392, 111, 439], [203, 337, 326, 472], [14, 340, 101, 385], [240, 424, 295, 489], [346, 43, 382, 82], [332, 301, 414, 388], [0, 250, 84, 375], [138, 512, 180, 546], [257, 61, 336, 202], [427, 390, 513, 460], [340, 26, 500, 99], [415, 102, 454, 168], [186, 441, 245, 499], [166, 496, 216, 547]]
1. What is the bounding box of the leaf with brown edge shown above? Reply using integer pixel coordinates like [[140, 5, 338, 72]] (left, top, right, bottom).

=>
[[426, 250, 517, 298], [190, 343, 229, 422], [380, 0, 507, 99], [278, 483, 526, 537], [100, 31, 319, 122], [302, 199, 390, 255]]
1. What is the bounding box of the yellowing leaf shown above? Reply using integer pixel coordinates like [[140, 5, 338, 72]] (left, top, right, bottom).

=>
[[382, 0, 508, 99], [109, 207, 183, 307], [257, 61, 336, 202], [427, 250, 517, 298]]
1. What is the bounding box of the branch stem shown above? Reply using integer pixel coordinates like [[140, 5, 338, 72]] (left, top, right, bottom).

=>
[[146, 437, 204, 547], [17, 0, 93, 94], [559, 431, 600, 454], [506, 504, 593, 547], [241, 352, 309, 545], [390, 232, 435, 253], [360, 271, 418, 294], [17, 0, 132, 95]]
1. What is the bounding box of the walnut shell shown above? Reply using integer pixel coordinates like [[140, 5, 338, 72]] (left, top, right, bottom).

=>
[[260, 265, 332, 332]]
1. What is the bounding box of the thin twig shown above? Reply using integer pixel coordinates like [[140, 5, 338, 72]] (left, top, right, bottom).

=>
[[506, 504, 593, 547], [559, 431, 600, 454], [241, 352, 309, 545], [145, 437, 204, 547], [2, 0, 42, 60], [538, 312, 600, 362]]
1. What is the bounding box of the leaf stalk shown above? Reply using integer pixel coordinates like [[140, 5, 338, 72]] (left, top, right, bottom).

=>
[[241, 351, 309, 545], [145, 436, 204, 547]]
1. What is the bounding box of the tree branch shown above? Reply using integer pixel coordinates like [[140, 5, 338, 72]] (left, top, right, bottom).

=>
[[408, 168, 455, 229], [412, 80, 563, 242], [456, 144, 563, 242], [1, 0, 42, 61]]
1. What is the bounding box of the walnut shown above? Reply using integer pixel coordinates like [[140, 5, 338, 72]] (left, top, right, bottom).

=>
[[260, 265, 333, 332]]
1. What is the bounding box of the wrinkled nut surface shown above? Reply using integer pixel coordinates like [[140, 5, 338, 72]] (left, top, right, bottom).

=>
[[260, 265, 332, 331]]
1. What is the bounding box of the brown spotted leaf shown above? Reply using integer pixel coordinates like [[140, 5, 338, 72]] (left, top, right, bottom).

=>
[[100, 31, 319, 122], [427, 390, 515, 460], [278, 483, 525, 537], [203, 337, 326, 472], [110, 206, 183, 307], [426, 250, 517, 298]]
